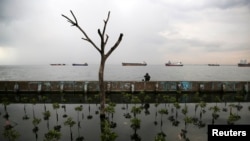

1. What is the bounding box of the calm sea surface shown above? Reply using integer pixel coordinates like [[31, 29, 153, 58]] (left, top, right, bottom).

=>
[[0, 64, 250, 81]]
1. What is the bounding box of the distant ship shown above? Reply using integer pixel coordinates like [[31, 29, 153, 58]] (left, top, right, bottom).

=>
[[165, 61, 183, 66], [238, 59, 250, 67], [72, 63, 88, 66], [208, 64, 220, 66], [50, 64, 66, 66], [122, 61, 147, 66]]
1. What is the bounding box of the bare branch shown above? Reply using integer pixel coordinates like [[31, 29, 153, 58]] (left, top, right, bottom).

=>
[[62, 10, 101, 53], [98, 29, 103, 41], [81, 37, 88, 41], [70, 10, 78, 25], [106, 33, 123, 58], [102, 11, 110, 37], [104, 34, 109, 46], [61, 14, 76, 26]]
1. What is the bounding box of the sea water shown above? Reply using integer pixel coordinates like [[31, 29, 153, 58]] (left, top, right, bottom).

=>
[[0, 64, 250, 81]]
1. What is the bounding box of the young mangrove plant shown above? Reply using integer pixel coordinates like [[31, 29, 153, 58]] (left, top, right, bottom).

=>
[[52, 103, 61, 131], [105, 102, 117, 128], [32, 117, 41, 141], [44, 129, 61, 141], [130, 117, 141, 141], [43, 110, 51, 130], [101, 119, 118, 141], [157, 108, 168, 139], [30, 98, 37, 118], [94, 94, 100, 114], [209, 105, 220, 125], [87, 97, 93, 119], [122, 93, 132, 119], [74, 105, 84, 141], [227, 103, 241, 125], [21, 97, 29, 120], [1, 97, 10, 113], [194, 101, 206, 128], [64, 117, 76, 141], [3, 128, 20, 141]]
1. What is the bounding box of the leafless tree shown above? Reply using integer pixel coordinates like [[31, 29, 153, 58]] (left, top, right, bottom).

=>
[[62, 10, 123, 119]]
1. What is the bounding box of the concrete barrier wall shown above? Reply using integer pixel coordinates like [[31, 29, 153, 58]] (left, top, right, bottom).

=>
[[0, 81, 249, 93]]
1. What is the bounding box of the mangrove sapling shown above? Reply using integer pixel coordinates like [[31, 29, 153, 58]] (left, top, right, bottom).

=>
[[1, 97, 10, 113], [75, 105, 84, 141], [222, 96, 228, 112], [61, 104, 68, 118], [87, 97, 93, 119], [235, 95, 244, 111], [158, 108, 168, 138], [94, 94, 100, 114], [32, 117, 41, 141], [154, 103, 159, 125], [195, 101, 206, 128], [43, 110, 51, 130], [131, 106, 142, 118], [42, 96, 48, 112], [214, 96, 221, 106], [30, 98, 37, 118], [138, 91, 147, 107], [209, 105, 220, 125], [181, 104, 188, 123], [21, 97, 29, 120], [181, 104, 192, 140], [3, 128, 20, 141], [64, 117, 76, 141], [130, 117, 141, 141], [154, 132, 166, 141], [167, 96, 176, 123], [123, 93, 132, 119], [143, 95, 151, 115], [105, 102, 116, 128], [52, 103, 61, 131], [131, 96, 141, 107], [75, 105, 83, 126], [44, 129, 61, 141], [227, 104, 241, 125], [180, 116, 193, 141], [2, 97, 10, 120], [101, 120, 118, 141], [173, 102, 181, 126]]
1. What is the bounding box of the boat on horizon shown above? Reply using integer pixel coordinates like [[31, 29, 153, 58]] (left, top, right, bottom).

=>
[[50, 64, 66, 66], [72, 63, 88, 66], [122, 61, 147, 66], [238, 59, 250, 67], [165, 61, 183, 66], [208, 64, 220, 66]]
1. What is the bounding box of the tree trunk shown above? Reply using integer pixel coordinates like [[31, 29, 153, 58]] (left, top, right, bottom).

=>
[[99, 56, 106, 119]]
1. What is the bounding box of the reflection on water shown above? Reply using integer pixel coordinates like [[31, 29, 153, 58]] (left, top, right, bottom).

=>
[[0, 102, 249, 141]]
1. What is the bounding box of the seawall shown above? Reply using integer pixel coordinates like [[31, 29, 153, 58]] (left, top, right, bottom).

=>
[[0, 81, 249, 94]]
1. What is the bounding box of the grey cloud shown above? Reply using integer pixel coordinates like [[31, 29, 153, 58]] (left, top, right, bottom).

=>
[[207, 0, 250, 9]]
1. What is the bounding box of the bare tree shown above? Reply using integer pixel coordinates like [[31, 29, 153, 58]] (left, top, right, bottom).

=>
[[62, 10, 123, 119]]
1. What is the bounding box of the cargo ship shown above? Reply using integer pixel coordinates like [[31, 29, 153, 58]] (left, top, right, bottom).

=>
[[50, 64, 66, 66], [238, 59, 250, 67], [122, 61, 147, 66], [165, 61, 183, 66], [208, 64, 220, 66], [72, 63, 88, 66]]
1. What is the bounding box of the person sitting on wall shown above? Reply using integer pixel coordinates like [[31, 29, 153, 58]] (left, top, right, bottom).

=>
[[144, 73, 151, 81]]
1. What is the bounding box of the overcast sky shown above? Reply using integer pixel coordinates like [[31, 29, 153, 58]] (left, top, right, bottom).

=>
[[0, 0, 250, 65]]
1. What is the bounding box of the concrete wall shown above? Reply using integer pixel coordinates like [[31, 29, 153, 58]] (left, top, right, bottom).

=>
[[0, 81, 249, 94]]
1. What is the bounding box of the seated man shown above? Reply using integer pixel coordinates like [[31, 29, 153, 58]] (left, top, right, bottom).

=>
[[144, 73, 151, 81]]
